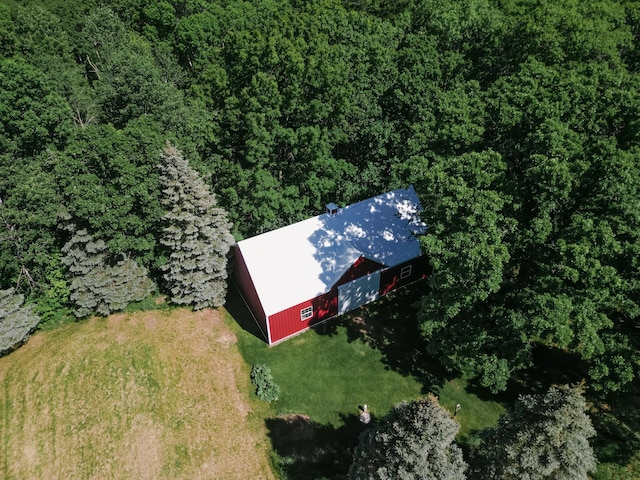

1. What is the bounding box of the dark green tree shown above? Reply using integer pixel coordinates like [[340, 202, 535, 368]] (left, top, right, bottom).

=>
[[409, 151, 515, 392], [55, 121, 165, 262], [0, 56, 72, 156], [471, 385, 597, 480], [0, 288, 40, 355], [61, 225, 155, 317], [159, 144, 234, 309], [0, 158, 61, 292], [415, 56, 640, 393], [349, 395, 467, 480]]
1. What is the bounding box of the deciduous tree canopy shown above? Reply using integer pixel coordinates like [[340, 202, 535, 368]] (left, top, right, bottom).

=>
[[0, 0, 637, 403]]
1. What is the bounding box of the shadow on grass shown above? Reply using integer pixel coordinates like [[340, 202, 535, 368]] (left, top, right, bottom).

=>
[[266, 413, 368, 480], [507, 346, 587, 398], [458, 345, 591, 407], [590, 378, 640, 472], [313, 280, 449, 393], [224, 281, 267, 343]]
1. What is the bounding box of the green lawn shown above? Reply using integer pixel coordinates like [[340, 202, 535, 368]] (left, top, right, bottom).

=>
[[436, 377, 505, 443], [227, 284, 505, 430], [230, 314, 505, 435], [227, 283, 639, 479], [233, 318, 425, 427], [224, 284, 507, 478]]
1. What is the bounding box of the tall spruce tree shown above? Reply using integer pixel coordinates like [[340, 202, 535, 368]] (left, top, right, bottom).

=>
[[349, 395, 467, 480], [61, 226, 155, 317], [0, 288, 40, 355], [471, 385, 597, 480], [158, 144, 234, 309]]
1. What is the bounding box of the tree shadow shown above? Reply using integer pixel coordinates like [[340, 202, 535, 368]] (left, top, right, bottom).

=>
[[266, 412, 369, 480], [459, 345, 590, 405], [508, 345, 587, 396], [313, 280, 449, 393], [587, 373, 640, 469], [307, 188, 426, 292]]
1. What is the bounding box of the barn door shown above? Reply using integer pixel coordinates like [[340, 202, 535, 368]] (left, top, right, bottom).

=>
[[338, 271, 381, 315]]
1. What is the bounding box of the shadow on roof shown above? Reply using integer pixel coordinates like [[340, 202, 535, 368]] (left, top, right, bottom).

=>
[[308, 187, 426, 290]]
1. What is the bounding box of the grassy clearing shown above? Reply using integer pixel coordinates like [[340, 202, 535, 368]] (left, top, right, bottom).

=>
[[590, 383, 640, 480], [234, 321, 425, 427], [226, 283, 507, 478], [228, 283, 504, 432], [436, 377, 505, 443], [0, 308, 275, 480]]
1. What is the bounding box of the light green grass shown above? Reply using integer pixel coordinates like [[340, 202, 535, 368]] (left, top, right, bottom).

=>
[[227, 309, 505, 441], [436, 377, 505, 443], [232, 319, 425, 427]]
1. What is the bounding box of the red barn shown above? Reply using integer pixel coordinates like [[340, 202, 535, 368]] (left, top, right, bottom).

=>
[[233, 186, 428, 345]]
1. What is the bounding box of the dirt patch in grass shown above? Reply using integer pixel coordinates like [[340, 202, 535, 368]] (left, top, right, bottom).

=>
[[0, 308, 275, 480]]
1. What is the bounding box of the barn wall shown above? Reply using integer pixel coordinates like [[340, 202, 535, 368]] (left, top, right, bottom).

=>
[[379, 256, 430, 296], [232, 245, 270, 343], [335, 256, 385, 287], [338, 270, 382, 315], [268, 289, 338, 344]]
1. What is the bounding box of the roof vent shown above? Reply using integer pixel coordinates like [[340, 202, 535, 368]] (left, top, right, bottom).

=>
[[326, 202, 339, 215]]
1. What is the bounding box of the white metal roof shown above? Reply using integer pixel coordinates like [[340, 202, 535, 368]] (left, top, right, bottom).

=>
[[235, 186, 426, 316]]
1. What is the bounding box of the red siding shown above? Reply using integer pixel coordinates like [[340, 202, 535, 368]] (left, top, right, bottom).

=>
[[379, 256, 429, 295], [268, 289, 338, 344], [335, 256, 385, 286], [233, 245, 270, 343]]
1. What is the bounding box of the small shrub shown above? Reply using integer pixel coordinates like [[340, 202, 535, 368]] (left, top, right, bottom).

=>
[[269, 451, 295, 480], [250, 364, 280, 403]]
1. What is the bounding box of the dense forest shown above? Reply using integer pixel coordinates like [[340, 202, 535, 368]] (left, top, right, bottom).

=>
[[0, 0, 638, 400]]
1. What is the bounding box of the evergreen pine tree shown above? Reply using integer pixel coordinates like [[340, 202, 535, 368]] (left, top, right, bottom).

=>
[[0, 288, 40, 355], [471, 385, 597, 480], [158, 144, 234, 309], [61, 226, 155, 317], [349, 395, 467, 480]]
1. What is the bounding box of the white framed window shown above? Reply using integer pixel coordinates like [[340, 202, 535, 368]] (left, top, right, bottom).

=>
[[300, 306, 313, 321], [400, 265, 412, 280]]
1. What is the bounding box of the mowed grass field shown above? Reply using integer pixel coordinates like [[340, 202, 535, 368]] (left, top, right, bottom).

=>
[[226, 283, 506, 478], [0, 308, 276, 480]]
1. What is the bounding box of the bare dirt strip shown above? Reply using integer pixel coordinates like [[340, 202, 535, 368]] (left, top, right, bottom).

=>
[[0, 308, 276, 480]]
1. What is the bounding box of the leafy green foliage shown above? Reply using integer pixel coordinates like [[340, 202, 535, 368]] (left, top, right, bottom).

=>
[[471, 385, 597, 480], [0, 288, 40, 355], [415, 41, 640, 393], [0, 1, 638, 473], [33, 254, 71, 325], [55, 121, 165, 261], [159, 144, 234, 309], [0, 56, 73, 156], [250, 363, 280, 403], [411, 151, 515, 392], [349, 395, 467, 480], [0, 158, 62, 292]]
